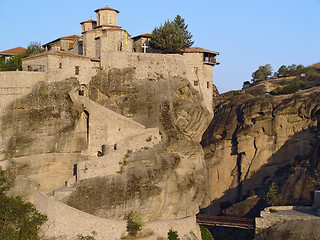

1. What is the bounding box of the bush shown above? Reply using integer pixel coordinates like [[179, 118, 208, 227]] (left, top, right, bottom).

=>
[[0, 167, 47, 240], [167, 229, 180, 240], [126, 211, 144, 236], [269, 208, 278, 213], [264, 182, 282, 206], [270, 77, 305, 95], [200, 225, 214, 240], [77, 231, 97, 240]]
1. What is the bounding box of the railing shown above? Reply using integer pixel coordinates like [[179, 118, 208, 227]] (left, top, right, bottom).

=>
[[196, 215, 255, 230]]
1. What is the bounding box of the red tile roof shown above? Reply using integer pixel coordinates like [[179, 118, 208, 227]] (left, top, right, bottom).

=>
[[60, 35, 80, 40], [94, 7, 119, 13], [131, 33, 151, 40], [0, 47, 27, 55], [80, 19, 97, 24], [43, 35, 80, 46], [183, 47, 220, 55]]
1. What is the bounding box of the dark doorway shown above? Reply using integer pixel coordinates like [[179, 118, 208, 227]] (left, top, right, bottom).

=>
[[83, 110, 89, 144]]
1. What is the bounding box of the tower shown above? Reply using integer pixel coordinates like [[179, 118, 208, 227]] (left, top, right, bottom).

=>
[[94, 5, 119, 28]]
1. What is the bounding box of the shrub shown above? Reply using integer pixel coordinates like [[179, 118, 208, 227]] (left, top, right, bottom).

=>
[[0, 167, 47, 240], [126, 211, 144, 236], [167, 229, 180, 240], [264, 182, 282, 206], [200, 225, 214, 240], [77, 231, 97, 240], [248, 189, 256, 197], [269, 208, 278, 213]]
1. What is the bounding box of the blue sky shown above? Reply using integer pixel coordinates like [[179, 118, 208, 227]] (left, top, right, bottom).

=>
[[0, 0, 319, 93]]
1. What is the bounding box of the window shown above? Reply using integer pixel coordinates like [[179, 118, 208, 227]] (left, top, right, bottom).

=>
[[194, 81, 199, 86], [59, 63, 62, 69], [207, 82, 210, 88], [28, 66, 33, 71], [75, 66, 80, 75]]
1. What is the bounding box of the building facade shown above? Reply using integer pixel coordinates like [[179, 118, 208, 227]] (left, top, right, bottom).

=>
[[22, 4, 220, 112]]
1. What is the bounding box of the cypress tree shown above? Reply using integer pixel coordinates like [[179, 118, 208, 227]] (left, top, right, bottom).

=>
[[174, 15, 194, 48], [150, 20, 184, 53]]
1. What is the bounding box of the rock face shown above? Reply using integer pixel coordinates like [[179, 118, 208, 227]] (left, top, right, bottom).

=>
[[201, 82, 320, 214], [1, 78, 84, 159], [255, 219, 320, 240], [65, 69, 211, 220], [0, 68, 212, 222]]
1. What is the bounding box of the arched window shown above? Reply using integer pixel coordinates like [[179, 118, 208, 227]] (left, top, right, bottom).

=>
[[118, 41, 122, 51]]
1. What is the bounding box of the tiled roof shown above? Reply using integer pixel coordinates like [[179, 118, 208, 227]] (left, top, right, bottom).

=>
[[60, 35, 80, 40], [131, 33, 151, 40], [183, 47, 220, 55], [43, 35, 80, 46], [23, 50, 99, 61], [80, 19, 97, 24], [94, 7, 119, 13], [0, 47, 27, 55]]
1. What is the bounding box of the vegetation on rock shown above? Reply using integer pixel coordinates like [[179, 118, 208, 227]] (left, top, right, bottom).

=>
[[251, 64, 272, 82], [200, 225, 214, 240], [167, 228, 180, 240], [264, 182, 282, 206], [0, 167, 47, 240], [126, 211, 144, 236]]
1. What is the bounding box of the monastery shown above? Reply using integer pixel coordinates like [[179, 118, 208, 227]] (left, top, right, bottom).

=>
[[21, 4, 219, 112], [0, 4, 220, 239]]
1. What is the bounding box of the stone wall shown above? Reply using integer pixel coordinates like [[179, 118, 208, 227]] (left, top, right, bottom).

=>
[[184, 52, 214, 113], [22, 54, 100, 84], [0, 153, 85, 201], [47, 54, 99, 84], [98, 10, 118, 26], [100, 29, 133, 53], [34, 190, 200, 240], [0, 71, 45, 114], [77, 128, 161, 180], [255, 206, 319, 233], [101, 52, 187, 81], [72, 94, 149, 155]]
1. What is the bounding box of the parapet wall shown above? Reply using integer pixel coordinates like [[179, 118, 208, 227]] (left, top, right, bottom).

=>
[[0, 71, 46, 114], [101, 52, 187, 80], [34, 190, 201, 240]]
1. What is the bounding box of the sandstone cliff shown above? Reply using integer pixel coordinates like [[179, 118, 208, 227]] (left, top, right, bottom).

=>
[[0, 68, 212, 224], [66, 69, 211, 221], [201, 79, 320, 215]]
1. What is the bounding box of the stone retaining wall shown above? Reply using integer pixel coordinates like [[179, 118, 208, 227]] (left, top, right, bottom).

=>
[[256, 206, 319, 232], [34, 190, 200, 240]]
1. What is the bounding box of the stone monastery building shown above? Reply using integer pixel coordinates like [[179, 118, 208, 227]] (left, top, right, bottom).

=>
[[22, 4, 220, 112]]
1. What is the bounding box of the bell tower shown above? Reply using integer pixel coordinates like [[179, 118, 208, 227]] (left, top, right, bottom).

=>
[[95, 4, 119, 27]]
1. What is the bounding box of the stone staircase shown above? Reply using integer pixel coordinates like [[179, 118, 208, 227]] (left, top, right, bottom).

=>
[[50, 93, 161, 200]]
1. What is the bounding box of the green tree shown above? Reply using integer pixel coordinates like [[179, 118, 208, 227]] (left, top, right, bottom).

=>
[[173, 15, 194, 48], [252, 64, 273, 82], [200, 225, 214, 240], [167, 228, 180, 240], [0, 42, 44, 71], [126, 211, 144, 236], [0, 167, 47, 240], [277, 65, 288, 77], [150, 20, 184, 53], [264, 182, 282, 206], [0, 54, 23, 71], [27, 42, 44, 56]]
